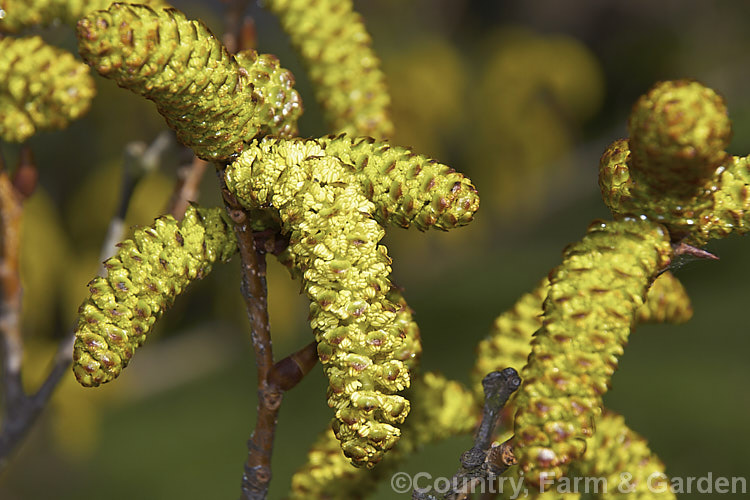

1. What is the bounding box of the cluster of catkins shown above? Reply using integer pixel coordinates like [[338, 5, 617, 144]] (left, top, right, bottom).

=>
[[10, 0, 747, 495], [68, 1, 479, 470], [0, 0, 170, 142]]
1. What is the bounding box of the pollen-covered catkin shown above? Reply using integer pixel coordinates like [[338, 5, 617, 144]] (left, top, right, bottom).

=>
[[0, 0, 170, 33], [318, 135, 480, 230], [224, 137, 479, 466], [511, 219, 672, 488], [574, 412, 676, 499], [264, 0, 393, 139], [73, 206, 236, 387], [76, 4, 301, 161], [0, 36, 95, 142], [635, 271, 692, 324], [226, 141, 409, 466], [289, 373, 476, 500]]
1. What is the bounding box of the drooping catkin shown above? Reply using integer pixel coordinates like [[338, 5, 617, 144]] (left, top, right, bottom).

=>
[[73, 206, 236, 387], [0, 36, 95, 142], [318, 135, 480, 230], [264, 0, 393, 139], [224, 137, 478, 466], [288, 372, 476, 500], [0, 0, 170, 33], [572, 412, 676, 499], [473, 270, 692, 400], [599, 80, 750, 246], [76, 3, 301, 160], [511, 219, 672, 488]]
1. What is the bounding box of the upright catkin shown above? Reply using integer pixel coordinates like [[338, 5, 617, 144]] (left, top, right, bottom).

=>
[[76, 3, 301, 161], [73, 206, 236, 387]]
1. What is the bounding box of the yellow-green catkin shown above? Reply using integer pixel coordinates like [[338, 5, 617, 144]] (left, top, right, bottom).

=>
[[264, 0, 393, 139], [472, 271, 691, 401], [0, 0, 170, 32], [472, 278, 549, 401], [289, 372, 477, 500], [0, 36, 95, 142], [511, 219, 672, 488], [600, 79, 750, 246], [317, 135, 480, 230], [574, 412, 675, 499], [73, 206, 236, 387], [76, 4, 301, 161], [636, 271, 692, 324], [224, 137, 478, 467]]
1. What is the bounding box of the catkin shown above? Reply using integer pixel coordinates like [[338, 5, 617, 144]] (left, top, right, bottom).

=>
[[76, 3, 301, 160], [289, 372, 476, 499], [0, 36, 95, 142], [318, 135, 480, 230], [264, 0, 393, 139], [511, 219, 672, 488], [224, 137, 478, 466], [572, 412, 676, 499], [599, 80, 750, 246], [473, 271, 692, 400], [73, 206, 236, 387], [0, 0, 170, 33]]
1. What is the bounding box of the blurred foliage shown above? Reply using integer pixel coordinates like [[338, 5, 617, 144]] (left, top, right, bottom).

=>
[[2, 0, 750, 499]]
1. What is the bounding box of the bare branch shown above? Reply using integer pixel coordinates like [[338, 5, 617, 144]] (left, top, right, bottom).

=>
[[413, 368, 521, 500], [166, 156, 209, 220], [0, 136, 158, 471]]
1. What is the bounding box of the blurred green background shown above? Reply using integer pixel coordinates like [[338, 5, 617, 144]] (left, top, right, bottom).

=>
[[2, 0, 749, 498]]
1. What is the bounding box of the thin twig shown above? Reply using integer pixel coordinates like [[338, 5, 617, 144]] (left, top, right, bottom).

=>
[[0, 137, 157, 471], [0, 155, 72, 471], [219, 171, 316, 500], [220, 175, 278, 500], [413, 368, 521, 500], [100, 132, 172, 265], [221, 0, 252, 54], [166, 156, 209, 220]]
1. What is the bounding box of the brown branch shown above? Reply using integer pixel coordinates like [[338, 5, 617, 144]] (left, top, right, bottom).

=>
[[166, 156, 209, 220], [219, 170, 316, 500], [0, 157, 74, 471], [413, 368, 521, 500], [219, 174, 279, 500], [221, 0, 252, 53], [0, 138, 158, 470], [268, 342, 317, 392]]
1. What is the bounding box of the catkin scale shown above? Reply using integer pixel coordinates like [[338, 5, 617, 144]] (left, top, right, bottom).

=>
[[0, 36, 95, 142], [511, 219, 672, 488], [76, 4, 301, 161], [73, 206, 236, 387], [224, 137, 478, 466]]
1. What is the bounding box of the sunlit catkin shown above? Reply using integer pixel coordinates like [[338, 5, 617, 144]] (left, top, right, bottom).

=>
[[73, 206, 236, 387]]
